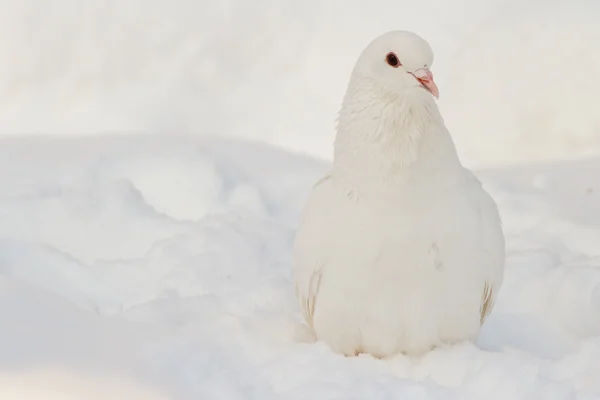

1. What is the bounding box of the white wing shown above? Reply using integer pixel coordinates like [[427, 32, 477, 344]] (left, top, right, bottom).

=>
[[291, 175, 335, 330], [466, 171, 506, 325]]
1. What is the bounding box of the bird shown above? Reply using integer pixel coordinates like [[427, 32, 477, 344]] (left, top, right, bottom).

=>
[[291, 30, 505, 358]]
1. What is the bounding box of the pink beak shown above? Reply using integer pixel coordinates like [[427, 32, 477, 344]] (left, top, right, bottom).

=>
[[412, 68, 439, 99]]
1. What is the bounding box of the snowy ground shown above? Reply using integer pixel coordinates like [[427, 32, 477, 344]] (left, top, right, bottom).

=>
[[1, 135, 600, 399], [2, 0, 600, 398]]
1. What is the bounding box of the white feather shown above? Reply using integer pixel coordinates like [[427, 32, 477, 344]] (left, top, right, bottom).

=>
[[292, 30, 505, 357]]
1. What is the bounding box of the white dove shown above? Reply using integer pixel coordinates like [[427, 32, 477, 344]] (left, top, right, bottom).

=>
[[292, 30, 505, 357]]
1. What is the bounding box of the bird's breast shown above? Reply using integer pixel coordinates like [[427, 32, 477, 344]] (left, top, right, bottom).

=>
[[322, 181, 489, 280]]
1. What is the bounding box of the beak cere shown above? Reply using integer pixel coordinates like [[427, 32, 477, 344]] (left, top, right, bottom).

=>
[[412, 68, 439, 99]]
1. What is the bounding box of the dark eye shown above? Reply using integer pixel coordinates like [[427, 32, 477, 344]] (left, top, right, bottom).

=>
[[385, 52, 401, 68]]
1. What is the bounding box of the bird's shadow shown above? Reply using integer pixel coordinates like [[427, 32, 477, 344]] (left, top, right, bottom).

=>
[[474, 312, 575, 360]]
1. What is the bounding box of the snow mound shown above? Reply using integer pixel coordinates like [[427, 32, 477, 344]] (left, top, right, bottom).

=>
[[0, 367, 172, 400], [1, 136, 600, 398]]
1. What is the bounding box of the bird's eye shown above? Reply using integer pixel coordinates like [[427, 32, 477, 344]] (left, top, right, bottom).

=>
[[385, 52, 401, 68]]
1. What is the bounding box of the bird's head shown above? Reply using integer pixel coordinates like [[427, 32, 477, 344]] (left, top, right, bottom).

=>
[[334, 31, 453, 179], [349, 30, 439, 100]]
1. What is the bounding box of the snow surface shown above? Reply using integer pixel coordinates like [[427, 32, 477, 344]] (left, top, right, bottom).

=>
[[1, 135, 600, 399], [2, 0, 600, 398]]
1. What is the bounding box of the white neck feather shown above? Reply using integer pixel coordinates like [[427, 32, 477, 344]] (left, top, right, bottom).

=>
[[332, 73, 462, 189]]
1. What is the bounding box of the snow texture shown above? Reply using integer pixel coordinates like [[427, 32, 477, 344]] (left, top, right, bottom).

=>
[[1, 136, 600, 399], [1, 0, 600, 398]]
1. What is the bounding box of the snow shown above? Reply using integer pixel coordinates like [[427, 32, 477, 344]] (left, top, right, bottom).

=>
[[2, 0, 600, 398], [1, 136, 600, 399]]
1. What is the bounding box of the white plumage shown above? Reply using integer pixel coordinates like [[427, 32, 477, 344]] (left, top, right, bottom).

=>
[[291, 30, 505, 357]]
